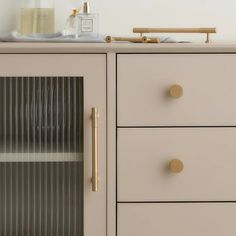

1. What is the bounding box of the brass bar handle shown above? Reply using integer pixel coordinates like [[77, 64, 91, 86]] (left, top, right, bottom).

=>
[[92, 107, 99, 192], [133, 27, 216, 34], [133, 27, 216, 43]]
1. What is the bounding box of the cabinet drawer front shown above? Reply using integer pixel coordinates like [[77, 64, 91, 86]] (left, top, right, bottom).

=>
[[118, 128, 236, 201], [117, 54, 236, 126], [118, 203, 236, 236]]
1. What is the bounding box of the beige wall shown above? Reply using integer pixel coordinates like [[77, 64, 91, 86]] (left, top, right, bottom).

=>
[[0, 0, 236, 42]]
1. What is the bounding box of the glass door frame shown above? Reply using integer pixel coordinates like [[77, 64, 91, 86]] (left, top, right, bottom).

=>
[[0, 54, 107, 236]]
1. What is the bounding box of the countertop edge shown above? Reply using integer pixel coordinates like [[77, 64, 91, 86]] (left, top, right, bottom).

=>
[[1, 42, 236, 53]]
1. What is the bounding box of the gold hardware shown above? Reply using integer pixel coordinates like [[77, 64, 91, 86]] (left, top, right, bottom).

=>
[[92, 108, 99, 192], [169, 159, 184, 173], [105, 36, 160, 43], [169, 84, 183, 99], [133, 27, 217, 43], [72, 8, 79, 17], [206, 32, 210, 43]]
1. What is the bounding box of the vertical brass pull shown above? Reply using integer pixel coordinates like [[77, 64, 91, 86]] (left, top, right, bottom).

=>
[[92, 108, 99, 192]]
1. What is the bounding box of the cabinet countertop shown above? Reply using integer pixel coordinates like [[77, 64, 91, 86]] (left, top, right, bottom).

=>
[[1, 42, 236, 53]]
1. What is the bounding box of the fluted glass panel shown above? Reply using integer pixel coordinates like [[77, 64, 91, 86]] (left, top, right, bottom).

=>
[[0, 77, 83, 236]]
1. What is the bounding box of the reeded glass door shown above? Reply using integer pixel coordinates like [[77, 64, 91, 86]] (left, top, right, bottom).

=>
[[0, 54, 107, 236]]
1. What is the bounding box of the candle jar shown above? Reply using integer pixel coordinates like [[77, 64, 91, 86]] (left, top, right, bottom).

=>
[[20, 0, 55, 35]]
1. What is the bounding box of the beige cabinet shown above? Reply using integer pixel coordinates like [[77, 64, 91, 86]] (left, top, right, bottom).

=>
[[118, 203, 236, 236], [117, 53, 236, 236], [0, 44, 236, 236], [118, 128, 236, 201], [0, 54, 107, 236], [117, 54, 236, 126]]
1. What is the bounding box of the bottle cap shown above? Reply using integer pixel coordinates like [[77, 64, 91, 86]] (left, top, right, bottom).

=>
[[72, 8, 79, 17], [83, 2, 90, 14]]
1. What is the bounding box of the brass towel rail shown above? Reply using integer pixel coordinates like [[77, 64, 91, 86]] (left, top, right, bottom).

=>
[[133, 27, 217, 43]]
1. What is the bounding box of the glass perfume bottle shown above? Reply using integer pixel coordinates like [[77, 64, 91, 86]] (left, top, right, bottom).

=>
[[76, 2, 99, 38], [63, 8, 79, 36], [20, 0, 55, 35]]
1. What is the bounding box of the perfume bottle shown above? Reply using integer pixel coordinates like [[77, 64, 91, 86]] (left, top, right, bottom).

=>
[[20, 0, 55, 35], [63, 8, 79, 36], [76, 2, 99, 38]]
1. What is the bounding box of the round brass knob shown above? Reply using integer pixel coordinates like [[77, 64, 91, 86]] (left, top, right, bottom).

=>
[[169, 84, 183, 99], [169, 159, 184, 173]]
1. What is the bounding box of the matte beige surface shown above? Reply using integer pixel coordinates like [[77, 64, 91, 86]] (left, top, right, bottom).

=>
[[118, 203, 236, 236], [106, 53, 117, 236], [0, 54, 107, 236], [117, 54, 236, 126], [118, 128, 236, 201], [2, 43, 236, 53]]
